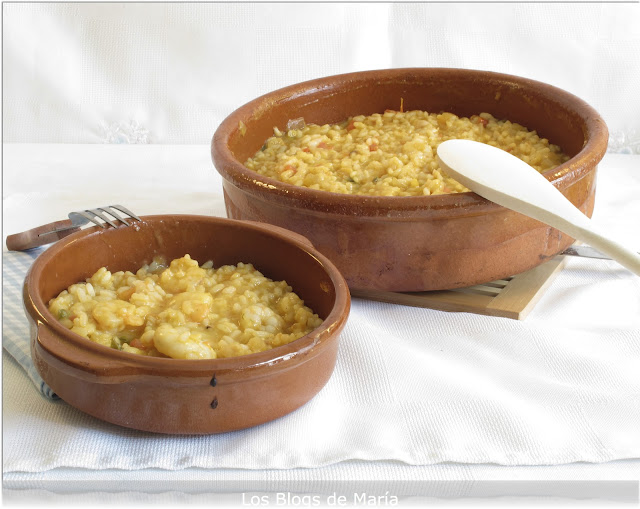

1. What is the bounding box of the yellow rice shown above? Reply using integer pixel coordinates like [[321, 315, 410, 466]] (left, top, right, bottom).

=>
[[48, 255, 323, 360], [245, 110, 569, 197]]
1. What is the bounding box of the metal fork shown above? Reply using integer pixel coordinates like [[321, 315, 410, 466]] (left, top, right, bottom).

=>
[[5, 205, 141, 251]]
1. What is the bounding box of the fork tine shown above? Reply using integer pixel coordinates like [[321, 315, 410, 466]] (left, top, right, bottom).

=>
[[98, 206, 130, 226], [70, 205, 140, 230], [88, 209, 119, 228], [74, 211, 108, 228], [109, 204, 141, 221]]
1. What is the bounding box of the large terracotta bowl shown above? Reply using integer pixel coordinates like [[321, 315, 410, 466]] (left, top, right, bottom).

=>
[[24, 216, 350, 434], [211, 68, 608, 291]]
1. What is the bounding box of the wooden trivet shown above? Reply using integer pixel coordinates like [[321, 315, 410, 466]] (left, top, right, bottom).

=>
[[351, 256, 566, 320]]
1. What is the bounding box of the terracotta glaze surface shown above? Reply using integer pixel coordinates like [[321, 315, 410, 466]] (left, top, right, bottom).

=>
[[24, 216, 350, 434], [211, 68, 608, 291]]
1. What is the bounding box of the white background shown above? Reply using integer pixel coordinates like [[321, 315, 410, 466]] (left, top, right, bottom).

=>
[[2, 2, 640, 151]]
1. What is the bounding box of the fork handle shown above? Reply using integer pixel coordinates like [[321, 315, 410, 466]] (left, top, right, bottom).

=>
[[5, 220, 80, 251]]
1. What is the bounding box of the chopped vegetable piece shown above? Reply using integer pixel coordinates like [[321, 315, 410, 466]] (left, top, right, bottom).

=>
[[129, 338, 145, 350]]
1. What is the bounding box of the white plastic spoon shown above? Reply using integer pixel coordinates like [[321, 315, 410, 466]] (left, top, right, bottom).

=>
[[436, 139, 640, 276]]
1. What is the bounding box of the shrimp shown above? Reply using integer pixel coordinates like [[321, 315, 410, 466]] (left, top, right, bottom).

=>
[[152, 323, 217, 360]]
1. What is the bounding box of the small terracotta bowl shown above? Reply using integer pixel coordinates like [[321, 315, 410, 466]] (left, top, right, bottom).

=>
[[211, 68, 609, 291], [23, 216, 350, 434]]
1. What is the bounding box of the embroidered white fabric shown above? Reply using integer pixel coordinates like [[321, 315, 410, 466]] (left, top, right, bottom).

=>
[[2, 3, 640, 152]]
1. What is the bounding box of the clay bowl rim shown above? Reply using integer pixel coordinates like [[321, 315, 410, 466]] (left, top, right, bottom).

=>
[[25, 214, 351, 377], [211, 67, 608, 218]]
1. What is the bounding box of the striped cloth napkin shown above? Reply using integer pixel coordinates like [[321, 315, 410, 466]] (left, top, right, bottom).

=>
[[3, 248, 59, 399]]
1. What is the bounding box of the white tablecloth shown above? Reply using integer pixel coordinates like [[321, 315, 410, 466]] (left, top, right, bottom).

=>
[[3, 144, 640, 503]]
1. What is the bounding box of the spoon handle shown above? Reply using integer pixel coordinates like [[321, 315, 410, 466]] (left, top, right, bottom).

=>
[[475, 183, 640, 276], [552, 216, 640, 276], [436, 140, 640, 276], [490, 188, 640, 276]]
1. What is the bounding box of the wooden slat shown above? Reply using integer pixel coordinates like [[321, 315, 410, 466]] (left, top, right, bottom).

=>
[[481, 280, 511, 289], [450, 284, 503, 297], [486, 255, 566, 320], [352, 256, 566, 320], [351, 288, 496, 315]]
